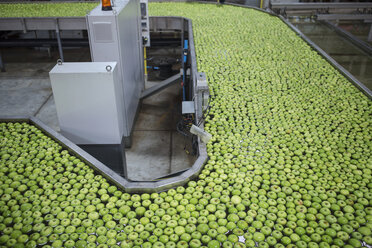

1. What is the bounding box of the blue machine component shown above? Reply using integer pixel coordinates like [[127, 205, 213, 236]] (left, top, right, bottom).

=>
[[147, 66, 159, 70], [182, 39, 188, 101], [183, 40, 188, 63]]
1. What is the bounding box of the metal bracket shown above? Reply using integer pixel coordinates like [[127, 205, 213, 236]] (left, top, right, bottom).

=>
[[21, 18, 27, 33], [182, 101, 195, 114], [55, 19, 64, 62], [180, 68, 191, 76], [196, 72, 209, 122], [141, 72, 182, 99]]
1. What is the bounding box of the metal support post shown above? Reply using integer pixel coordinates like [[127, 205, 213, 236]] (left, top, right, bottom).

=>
[[55, 23, 64, 62], [141, 72, 182, 99], [262, 0, 270, 9], [144, 47, 147, 82], [0, 51, 5, 72], [368, 24, 372, 42]]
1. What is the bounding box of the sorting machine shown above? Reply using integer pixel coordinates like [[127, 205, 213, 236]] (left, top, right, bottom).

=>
[[48, 0, 145, 177], [47, 0, 210, 179]]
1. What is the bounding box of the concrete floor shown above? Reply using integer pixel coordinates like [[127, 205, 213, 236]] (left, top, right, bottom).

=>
[[127, 80, 196, 181], [0, 47, 195, 181]]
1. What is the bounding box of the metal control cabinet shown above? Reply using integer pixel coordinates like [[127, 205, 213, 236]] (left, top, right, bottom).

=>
[[140, 0, 150, 46], [87, 0, 144, 145], [50, 62, 124, 145]]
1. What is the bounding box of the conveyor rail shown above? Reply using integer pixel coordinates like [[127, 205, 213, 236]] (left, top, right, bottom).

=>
[[0, 17, 87, 31], [271, 2, 372, 10], [316, 14, 372, 21]]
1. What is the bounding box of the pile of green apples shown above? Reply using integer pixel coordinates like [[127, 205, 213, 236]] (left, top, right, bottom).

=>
[[1, 2, 371, 248], [0, 3, 98, 18]]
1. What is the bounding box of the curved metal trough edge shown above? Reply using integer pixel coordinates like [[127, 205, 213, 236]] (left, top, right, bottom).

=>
[[0, 115, 207, 193]]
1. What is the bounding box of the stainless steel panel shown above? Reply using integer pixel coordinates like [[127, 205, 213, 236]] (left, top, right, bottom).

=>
[[117, 0, 144, 135], [92, 22, 114, 42], [25, 18, 56, 30], [87, 0, 144, 138], [149, 16, 184, 31], [49, 62, 125, 144], [182, 101, 195, 114], [58, 17, 87, 30], [0, 18, 24, 31], [0, 17, 87, 31]]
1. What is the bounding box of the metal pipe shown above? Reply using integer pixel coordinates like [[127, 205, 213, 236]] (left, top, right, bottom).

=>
[[181, 21, 185, 101], [0, 52, 5, 72], [55, 24, 64, 62], [0, 38, 180, 47], [144, 46, 147, 81], [368, 24, 372, 42]]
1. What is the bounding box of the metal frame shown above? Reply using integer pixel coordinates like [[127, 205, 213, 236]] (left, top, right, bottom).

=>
[[270, 3, 372, 10], [0, 17, 87, 31], [321, 20, 372, 56], [270, 2, 372, 18], [316, 14, 372, 21], [141, 72, 182, 99], [0, 17, 87, 61]]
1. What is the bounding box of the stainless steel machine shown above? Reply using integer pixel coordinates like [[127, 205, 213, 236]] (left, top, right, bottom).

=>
[[50, 61, 127, 176], [49, 0, 145, 176], [87, 0, 145, 146], [48, 1, 210, 181]]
